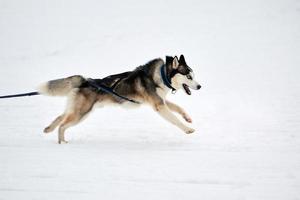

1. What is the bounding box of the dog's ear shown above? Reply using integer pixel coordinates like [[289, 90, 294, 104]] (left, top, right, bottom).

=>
[[179, 55, 186, 65], [165, 56, 173, 66], [165, 56, 174, 76], [172, 56, 179, 69]]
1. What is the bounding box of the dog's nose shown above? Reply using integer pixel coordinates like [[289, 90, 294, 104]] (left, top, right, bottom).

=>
[[197, 85, 201, 90]]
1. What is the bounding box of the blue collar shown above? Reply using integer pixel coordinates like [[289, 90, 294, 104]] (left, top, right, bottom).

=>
[[160, 65, 176, 92]]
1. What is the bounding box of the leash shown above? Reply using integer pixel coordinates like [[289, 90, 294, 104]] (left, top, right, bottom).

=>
[[0, 82, 140, 104], [0, 92, 40, 99], [160, 64, 176, 93], [86, 78, 140, 104], [0, 65, 171, 102], [0, 80, 140, 104]]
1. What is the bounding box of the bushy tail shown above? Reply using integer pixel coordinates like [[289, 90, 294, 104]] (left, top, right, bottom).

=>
[[37, 75, 86, 96]]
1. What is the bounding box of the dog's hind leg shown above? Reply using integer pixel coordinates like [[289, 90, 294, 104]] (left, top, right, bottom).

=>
[[57, 93, 96, 144], [44, 114, 64, 133], [58, 113, 79, 144], [58, 111, 91, 144], [166, 100, 192, 123]]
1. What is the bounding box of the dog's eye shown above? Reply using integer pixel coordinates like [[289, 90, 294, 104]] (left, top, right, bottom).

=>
[[186, 75, 193, 80]]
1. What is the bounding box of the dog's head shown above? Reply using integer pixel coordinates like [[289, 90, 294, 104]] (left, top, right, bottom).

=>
[[166, 55, 201, 95]]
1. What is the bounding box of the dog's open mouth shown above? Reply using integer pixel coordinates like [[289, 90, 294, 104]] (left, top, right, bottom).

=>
[[183, 84, 191, 95]]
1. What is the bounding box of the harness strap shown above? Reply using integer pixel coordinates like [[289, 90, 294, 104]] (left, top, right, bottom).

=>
[[160, 65, 176, 92], [86, 78, 140, 104]]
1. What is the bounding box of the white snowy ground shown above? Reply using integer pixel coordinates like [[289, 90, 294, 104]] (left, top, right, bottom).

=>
[[0, 0, 299, 199]]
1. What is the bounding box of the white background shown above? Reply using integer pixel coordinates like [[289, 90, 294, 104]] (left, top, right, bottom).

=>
[[0, 0, 299, 199]]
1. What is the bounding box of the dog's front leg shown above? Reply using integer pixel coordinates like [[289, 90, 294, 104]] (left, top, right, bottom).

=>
[[166, 100, 192, 123], [154, 103, 195, 134]]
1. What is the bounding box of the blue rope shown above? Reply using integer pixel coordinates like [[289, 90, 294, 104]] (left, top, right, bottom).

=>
[[160, 65, 176, 92]]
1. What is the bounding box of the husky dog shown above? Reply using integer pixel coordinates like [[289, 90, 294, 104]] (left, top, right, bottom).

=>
[[38, 55, 201, 143]]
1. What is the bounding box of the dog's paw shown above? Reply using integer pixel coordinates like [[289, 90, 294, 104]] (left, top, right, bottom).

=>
[[184, 127, 195, 134], [183, 114, 193, 123], [43, 127, 52, 134], [58, 140, 69, 144]]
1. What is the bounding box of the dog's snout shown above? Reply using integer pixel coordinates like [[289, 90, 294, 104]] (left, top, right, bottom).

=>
[[197, 85, 201, 90]]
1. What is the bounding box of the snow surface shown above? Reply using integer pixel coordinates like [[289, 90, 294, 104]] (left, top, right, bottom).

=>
[[0, 0, 299, 199]]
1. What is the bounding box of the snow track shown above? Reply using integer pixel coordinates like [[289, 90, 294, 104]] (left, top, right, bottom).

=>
[[0, 0, 299, 199]]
